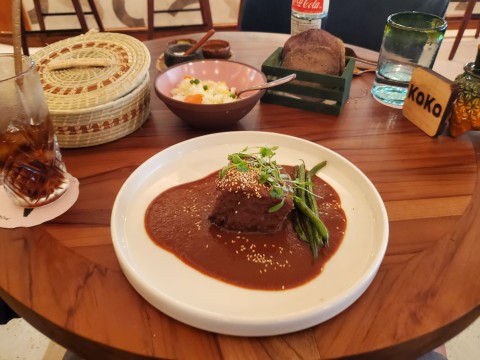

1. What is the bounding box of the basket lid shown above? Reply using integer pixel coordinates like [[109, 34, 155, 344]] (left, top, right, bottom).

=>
[[32, 31, 151, 112]]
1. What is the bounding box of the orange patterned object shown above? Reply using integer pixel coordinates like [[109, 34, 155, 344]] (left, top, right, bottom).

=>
[[450, 46, 480, 137]]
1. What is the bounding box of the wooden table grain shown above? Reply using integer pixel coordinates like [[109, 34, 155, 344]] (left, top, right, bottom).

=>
[[1, 32, 479, 360]]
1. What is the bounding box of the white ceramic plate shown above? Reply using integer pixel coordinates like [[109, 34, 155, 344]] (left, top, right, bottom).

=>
[[111, 131, 389, 336]]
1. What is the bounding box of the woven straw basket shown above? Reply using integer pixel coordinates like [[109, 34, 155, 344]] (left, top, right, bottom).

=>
[[32, 31, 151, 148]]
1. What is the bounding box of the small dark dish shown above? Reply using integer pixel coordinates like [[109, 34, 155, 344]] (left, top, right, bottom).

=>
[[164, 43, 203, 67], [202, 40, 231, 59]]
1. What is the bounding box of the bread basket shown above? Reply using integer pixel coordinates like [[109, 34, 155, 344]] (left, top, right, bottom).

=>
[[32, 31, 151, 148], [261, 48, 355, 116]]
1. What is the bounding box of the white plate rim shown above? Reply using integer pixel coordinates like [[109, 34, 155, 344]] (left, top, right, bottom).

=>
[[111, 131, 389, 336]]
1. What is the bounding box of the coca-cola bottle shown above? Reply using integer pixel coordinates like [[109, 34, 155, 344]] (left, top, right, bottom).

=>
[[291, 0, 330, 35]]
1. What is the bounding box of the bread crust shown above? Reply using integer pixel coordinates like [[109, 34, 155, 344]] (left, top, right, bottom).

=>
[[282, 29, 345, 75], [283, 46, 341, 75]]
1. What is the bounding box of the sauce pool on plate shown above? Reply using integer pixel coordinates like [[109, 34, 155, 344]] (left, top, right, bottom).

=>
[[145, 167, 346, 290]]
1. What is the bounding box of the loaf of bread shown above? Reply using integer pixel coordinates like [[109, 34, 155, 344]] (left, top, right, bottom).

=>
[[282, 29, 345, 75]]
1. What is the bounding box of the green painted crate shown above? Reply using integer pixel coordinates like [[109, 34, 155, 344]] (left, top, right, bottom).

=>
[[261, 47, 355, 115]]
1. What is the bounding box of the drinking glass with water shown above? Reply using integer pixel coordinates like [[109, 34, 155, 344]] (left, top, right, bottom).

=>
[[371, 12, 447, 108]]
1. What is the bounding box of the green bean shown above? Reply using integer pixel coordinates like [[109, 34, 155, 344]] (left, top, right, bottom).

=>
[[293, 197, 322, 257], [292, 211, 308, 243], [307, 161, 329, 246], [293, 207, 320, 257], [310, 236, 319, 258], [293, 196, 329, 244], [292, 161, 329, 257], [293, 165, 314, 251], [296, 162, 306, 202], [308, 160, 327, 177], [305, 174, 318, 214], [305, 172, 326, 247], [306, 161, 326, 214]]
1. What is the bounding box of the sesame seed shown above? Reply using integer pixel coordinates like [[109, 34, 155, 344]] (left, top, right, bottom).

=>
[[215, 166, 268, 198]]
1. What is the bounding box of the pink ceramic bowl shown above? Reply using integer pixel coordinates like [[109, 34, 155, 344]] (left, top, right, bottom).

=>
[[154, 60, 267, 129]]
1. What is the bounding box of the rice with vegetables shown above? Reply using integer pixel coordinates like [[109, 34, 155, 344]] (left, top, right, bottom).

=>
[[171, 76, 237, 104]]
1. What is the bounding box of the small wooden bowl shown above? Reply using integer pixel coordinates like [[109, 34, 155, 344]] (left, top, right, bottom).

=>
[[201, 40, 231, 59]]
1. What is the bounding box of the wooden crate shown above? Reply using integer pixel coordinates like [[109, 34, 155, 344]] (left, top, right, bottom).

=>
[[261, 47, 355, 115]]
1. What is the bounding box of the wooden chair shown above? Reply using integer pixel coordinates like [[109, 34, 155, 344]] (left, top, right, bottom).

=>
[[32, 0, 104, 35], [147, 0, 213, 40], [237, 0, 291, 34], [448, 0, 480, 60], [22, 0, 104, 55]]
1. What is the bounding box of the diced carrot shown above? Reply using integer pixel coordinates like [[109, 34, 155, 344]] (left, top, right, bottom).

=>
[[184, 94, 203, 104], [184, 75, 192, 79]]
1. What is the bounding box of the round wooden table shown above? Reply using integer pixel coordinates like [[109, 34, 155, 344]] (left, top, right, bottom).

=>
[[1, 32, 479, 360]]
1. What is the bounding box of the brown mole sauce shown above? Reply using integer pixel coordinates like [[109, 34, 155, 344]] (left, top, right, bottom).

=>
[[145, 166, 347, 290]]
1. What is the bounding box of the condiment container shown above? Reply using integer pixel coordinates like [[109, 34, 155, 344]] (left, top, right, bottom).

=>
[[201, 40, 231, 59], [164, 44, 203, 67]]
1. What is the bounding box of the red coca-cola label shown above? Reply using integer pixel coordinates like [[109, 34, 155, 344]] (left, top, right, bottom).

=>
[[292, 0, 324, 13]]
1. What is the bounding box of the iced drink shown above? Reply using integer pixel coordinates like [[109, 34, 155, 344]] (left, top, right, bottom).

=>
[[0, 54, 69, 207]]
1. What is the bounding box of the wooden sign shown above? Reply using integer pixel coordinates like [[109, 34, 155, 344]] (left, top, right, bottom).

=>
[[402, 67, 458, 136]]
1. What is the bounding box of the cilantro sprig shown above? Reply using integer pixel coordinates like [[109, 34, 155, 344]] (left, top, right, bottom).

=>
[[219, 146, 293, 210]]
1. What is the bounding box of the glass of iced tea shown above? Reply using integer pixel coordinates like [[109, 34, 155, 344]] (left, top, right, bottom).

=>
[[0, 54, 69, 207]]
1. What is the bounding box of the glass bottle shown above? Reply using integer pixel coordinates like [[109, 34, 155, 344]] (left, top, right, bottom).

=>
[[291, 0, 330, 35]]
